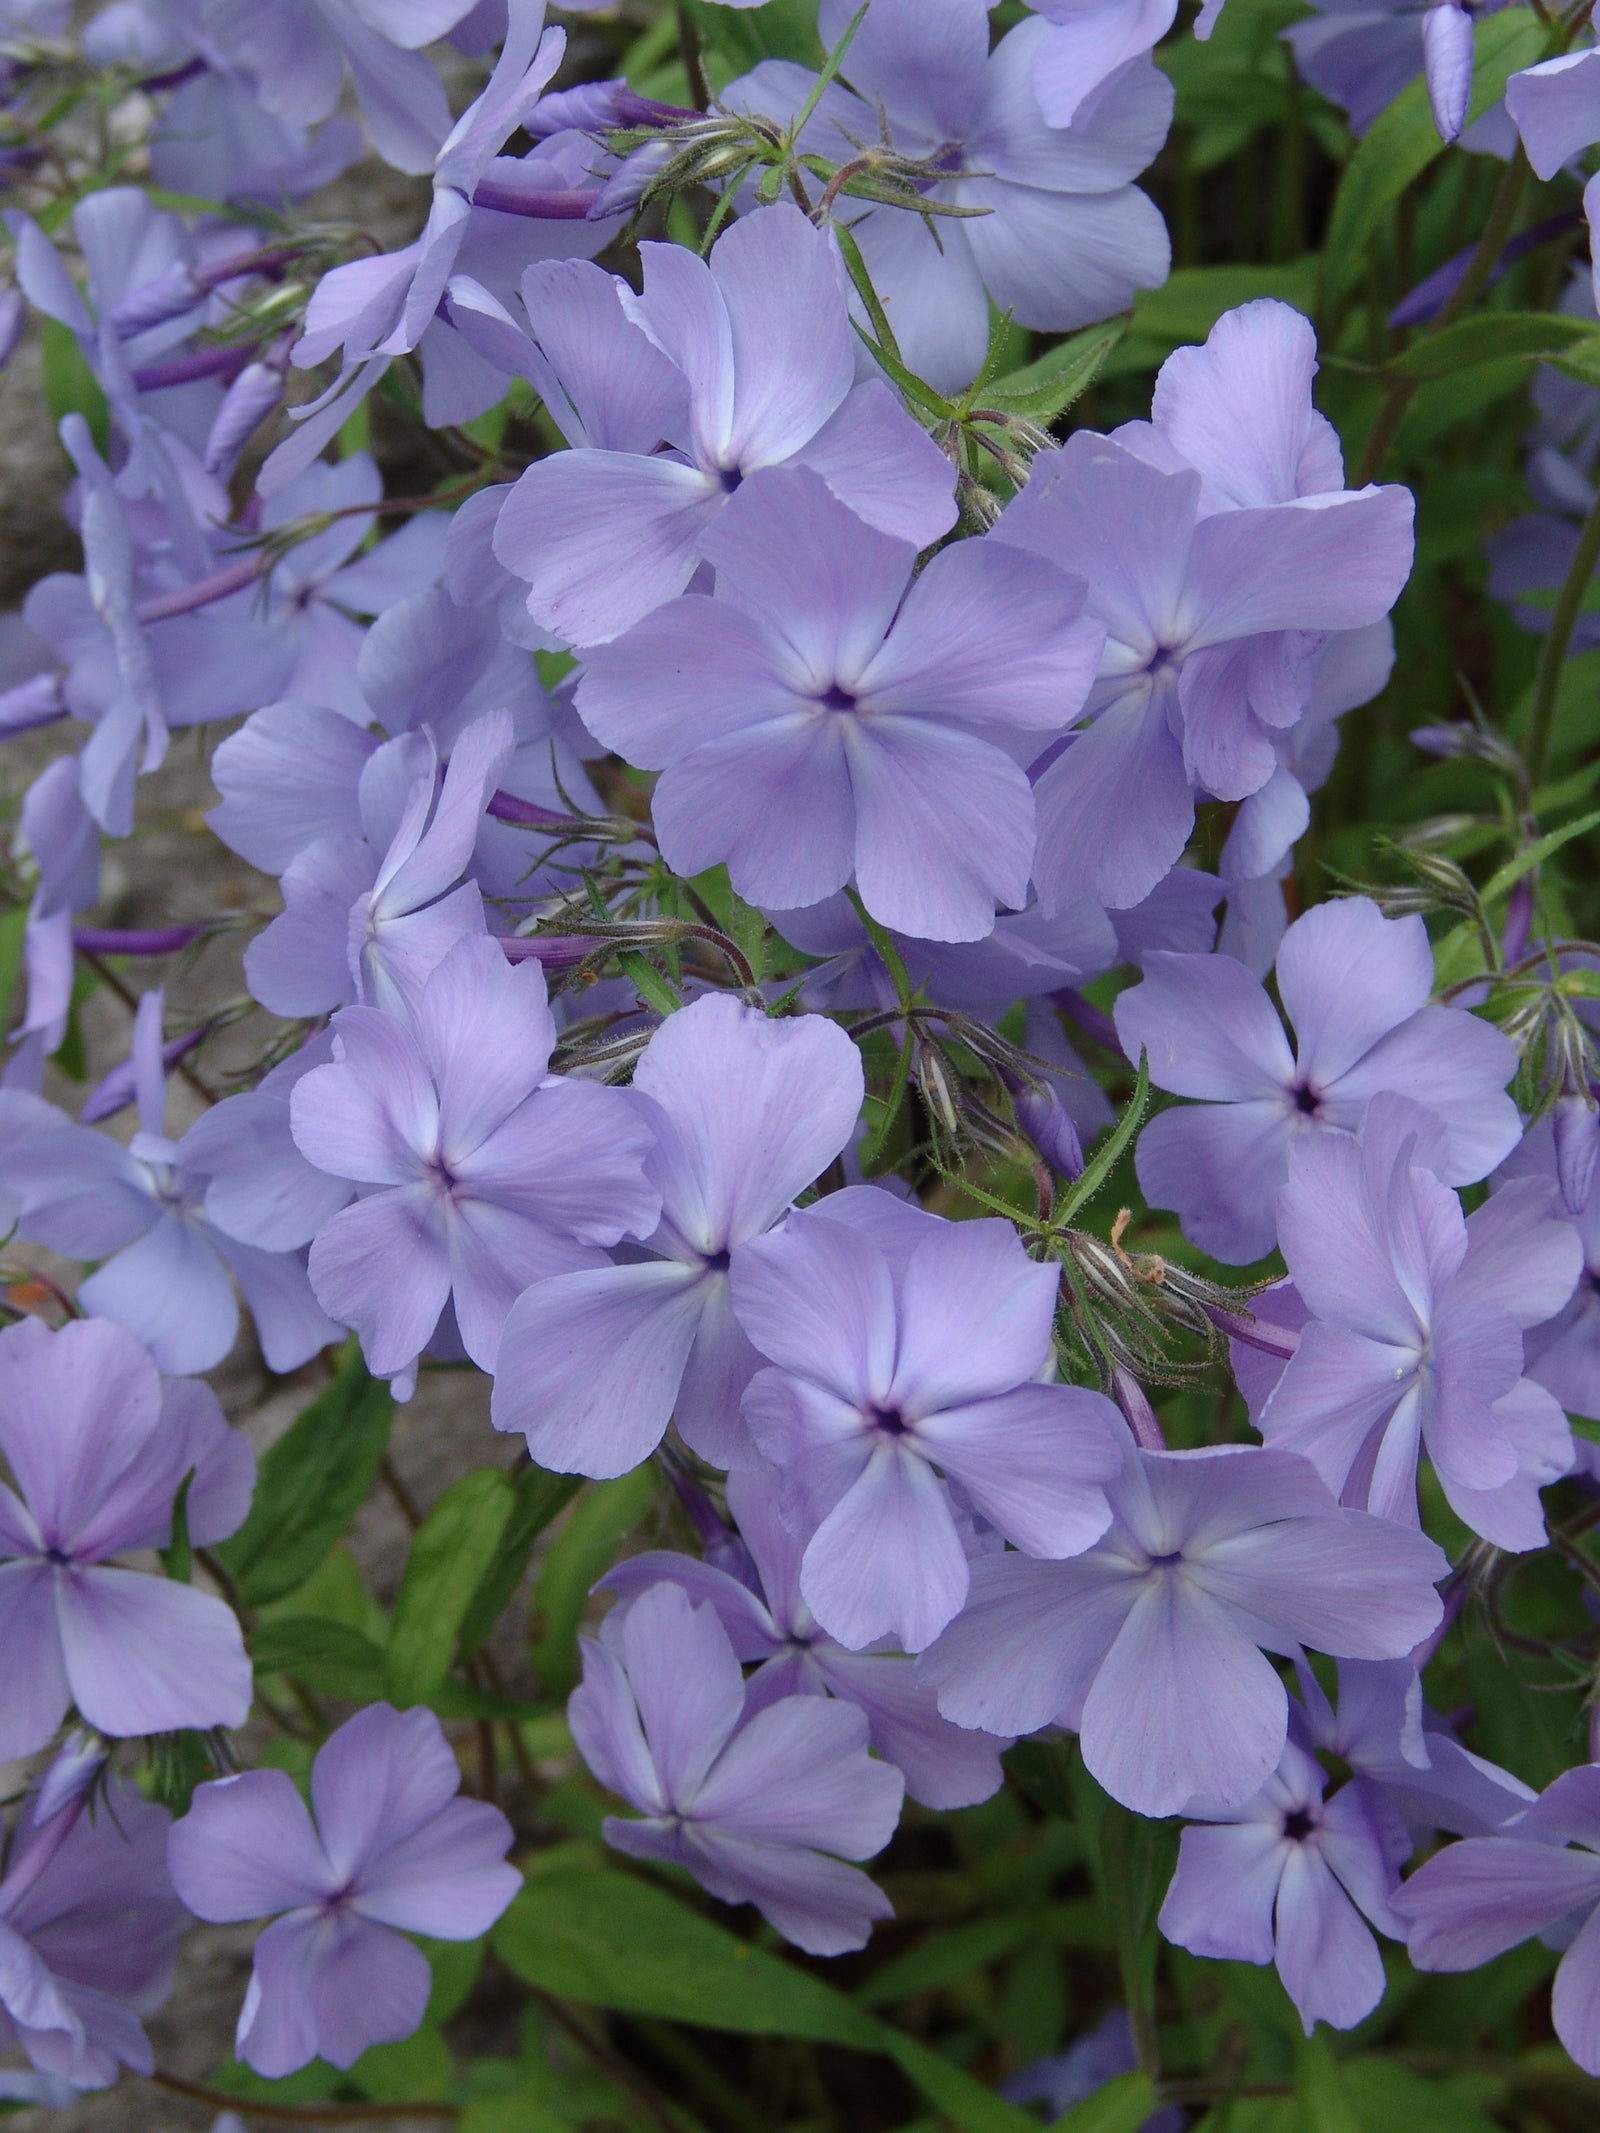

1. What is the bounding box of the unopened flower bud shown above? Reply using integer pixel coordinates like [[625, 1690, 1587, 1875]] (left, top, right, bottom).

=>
[[1000, 1066, 1084, 1182]]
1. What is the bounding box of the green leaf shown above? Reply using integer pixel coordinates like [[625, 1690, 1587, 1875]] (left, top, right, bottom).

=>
[[1324, 9, 1547, 295], [0, 904, 29, 1046], [1056, 1049, 1151, 1224], [680, 0, 823, 85], [1054, 2073, 1159, 2133], [494, 1869, 1038, 2133], [39, 317, 110, 456], [249, 1615, 387, 1701], [496, 1868, 879, 2046], [456, 1463, 582, 1665], [386, 1467, 516, 1708], [531, 1467, 656, 1697], [1339, 2059, 1504, 2133], [1479, 807, 1600, 905], [214, 1344, 393, 1606], [1295, 2032, 1361, 2133], [977, 319, 1127, 423], [1383, 313, 1600, 380], [159, 1469, 194, 1584], [856, 1915, 1034, 2007]]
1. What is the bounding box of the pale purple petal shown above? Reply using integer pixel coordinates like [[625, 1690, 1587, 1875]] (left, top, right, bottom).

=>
[[917, 1385, 1119, 1559], [307, 1188, 452, 1377], [78, 1217, 240, 1377], [1133, 1100, 1296, 1265], [847, 717, 1037, 943], [239, 1909, 431, 2077], [890, 1220, 1060, 1411], [1273, 1845, 1387, 2032], [493, 452, 719, 647], [0, 1563, 69, 1762], [692, 1695, 904, 1856], [56, 1565, 250, 1738], [801, 1441, 970, 1654], [492, 1261, 710, 1477], [1397, 1838, 1600, 1968], [1158, 1820, 1283, 1964], [621, 1584, 746, 1807], [168, 1772, 333, 1921], [1080, 1580, 1290, 1816]]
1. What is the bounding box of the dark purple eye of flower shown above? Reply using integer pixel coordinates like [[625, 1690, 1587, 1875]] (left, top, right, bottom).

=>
[[1282, 1808, 1316, 1843], [1292, 1084, 1321, 1116], [868, 1404, 910, 1437], [818, 683, 858, 714]]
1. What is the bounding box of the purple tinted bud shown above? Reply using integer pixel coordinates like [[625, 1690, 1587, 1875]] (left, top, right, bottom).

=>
[[136, 552, 265, 624], [107, 259, 206, 337], [1503, 876, 1535, 962], [130, 340, 257, 393], [500, 934, 596, 971], [1002, 1066, 1086, 1181], [589, 138, 676, 220], [72, 925, 202, 957], [1422, 1, 1474, 142], [1111, 1364, 1166, 1450], [487, 788, 573, 828], [203, 358, 288, 477], [524, 79, 693, 138], [469, 169, 606, 218]]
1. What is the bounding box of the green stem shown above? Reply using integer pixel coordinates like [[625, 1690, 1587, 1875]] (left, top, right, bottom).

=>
[[1527, 479, 1600, 785], [675, 2, 710, 111], [147, 2070, 457, 2123], [1354, 150, 1530, 485]]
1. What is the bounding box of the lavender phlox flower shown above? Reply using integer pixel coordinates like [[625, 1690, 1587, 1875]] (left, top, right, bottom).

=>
[[729, 1188, 1124, 1654], [1158, 1735, 1410, 2033], [201, 0, 481, 175], [0, 989, 341, 1373], [993, 386, 1414, 908], [723, 0, 1172, 395], [600, 1471, 1013, 1809], [0, 1315, 253, 1758], [169, 1702, 519, 2077], [574, 465, 1104, 943], [21, 429, 293, 835], [1493, 1110, 1600, 1423], [1115, 895, 1520, 1262], [0, 1752, 186, 2089], [491, 993, 863, 1475], [568, 1581, 904, 1956], [262, 6, 620, 489], [483, 202, 958, 647], [918, 1434, 1447, 1818], [1504, 52, 1600, 312], [289, 932, 660, 1389], [78, 0, 363, 202], [1293, 1658, 1536, 1838], [1251, 1093, 1582, 1546], [243, 705, 514, 1020], [1393, 1765, 1600, 2076], [209, 591, 576, 880]]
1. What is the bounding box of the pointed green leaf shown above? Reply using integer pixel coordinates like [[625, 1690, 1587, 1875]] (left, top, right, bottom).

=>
[[387, 1467, 516, 1708], [978, 320, 1127, 422], [213, 1344, 393, 1606]]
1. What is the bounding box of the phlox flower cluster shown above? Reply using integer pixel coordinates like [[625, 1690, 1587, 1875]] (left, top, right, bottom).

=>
[[0, 0, 1596, 2111]]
